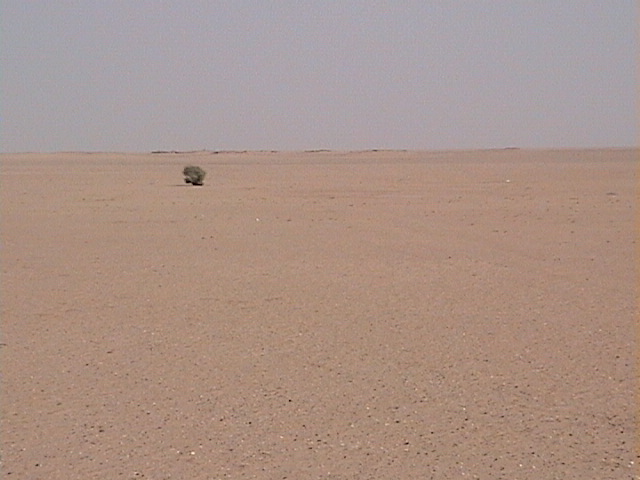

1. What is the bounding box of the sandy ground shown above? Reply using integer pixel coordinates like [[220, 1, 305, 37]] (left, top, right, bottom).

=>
[[1, 149, 637, 479]]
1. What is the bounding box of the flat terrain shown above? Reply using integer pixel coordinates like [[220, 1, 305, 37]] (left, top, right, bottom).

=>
[[1, 149, 637, 479]]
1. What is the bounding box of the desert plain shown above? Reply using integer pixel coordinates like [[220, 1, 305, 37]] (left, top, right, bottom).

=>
[[0, 148, 637, 479]]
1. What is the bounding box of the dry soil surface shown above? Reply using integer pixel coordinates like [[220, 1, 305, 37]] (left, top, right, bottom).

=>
[[1, 149, 637, 479]]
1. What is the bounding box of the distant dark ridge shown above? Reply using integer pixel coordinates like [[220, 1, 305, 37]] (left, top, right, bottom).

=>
[[151, 149, 219, 154], [151, 149, 285, 154], [150, 149, 417, 155]]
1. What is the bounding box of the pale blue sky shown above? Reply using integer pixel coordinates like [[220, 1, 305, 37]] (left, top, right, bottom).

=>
[[1, 1, 637, 152]]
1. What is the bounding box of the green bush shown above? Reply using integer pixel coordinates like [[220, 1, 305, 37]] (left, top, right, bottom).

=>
[[183, 165, 206, 186]]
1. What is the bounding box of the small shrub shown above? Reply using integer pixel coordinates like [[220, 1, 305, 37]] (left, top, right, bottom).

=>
[[183, 165, 206, 186]]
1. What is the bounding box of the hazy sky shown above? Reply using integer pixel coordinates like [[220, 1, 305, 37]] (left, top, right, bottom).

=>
[[2, 1, 637, 152]]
